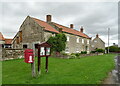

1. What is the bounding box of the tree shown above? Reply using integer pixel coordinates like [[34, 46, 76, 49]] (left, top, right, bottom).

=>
[[47, 33, 67, 56], [106, 46, 119, 52]]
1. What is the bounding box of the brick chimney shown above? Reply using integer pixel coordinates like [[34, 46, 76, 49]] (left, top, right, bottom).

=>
[[96, 34, 99, 38], [80, 26, 83, 33], [46, 15, 51, 22], [70, 24, 74, 29]]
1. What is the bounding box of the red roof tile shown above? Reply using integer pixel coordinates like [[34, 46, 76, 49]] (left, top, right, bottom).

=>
[[52, 22, 90, 38], [32, 17, 59, 33], [0, 32, 5, 41], [5, 39, 12, 44]]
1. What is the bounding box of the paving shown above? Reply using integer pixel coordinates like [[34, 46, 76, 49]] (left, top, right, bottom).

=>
[[102, 55, 120, 85]]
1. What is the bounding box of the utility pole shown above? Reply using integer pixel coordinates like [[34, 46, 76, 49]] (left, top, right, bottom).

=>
[[108, 28, 110, 54]]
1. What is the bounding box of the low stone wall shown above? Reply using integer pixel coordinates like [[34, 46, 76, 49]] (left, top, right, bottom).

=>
[[80, 53, 103, 57], [2, 48, 24, 60]]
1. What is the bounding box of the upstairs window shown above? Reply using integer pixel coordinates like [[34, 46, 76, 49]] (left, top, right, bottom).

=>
[[67, 36, 69, 42], [82, 39, 84, 44], [76, 37, 79, 43], [87, 40, 89, 44], [94, 40, 97, 43]]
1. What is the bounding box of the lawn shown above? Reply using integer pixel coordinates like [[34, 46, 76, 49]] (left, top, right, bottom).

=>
[[2, 54, 116, 84]]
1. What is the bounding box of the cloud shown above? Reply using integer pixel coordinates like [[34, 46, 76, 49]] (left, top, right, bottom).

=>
[[0, 1, 118, 46]]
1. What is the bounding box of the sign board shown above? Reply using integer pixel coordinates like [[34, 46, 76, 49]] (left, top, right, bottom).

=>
[[38, 42, 51, 57]]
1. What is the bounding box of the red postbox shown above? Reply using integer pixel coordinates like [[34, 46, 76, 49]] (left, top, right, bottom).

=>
[[24, 49, 34, 63]]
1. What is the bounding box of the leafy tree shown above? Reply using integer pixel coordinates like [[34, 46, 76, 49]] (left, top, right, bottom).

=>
[[47, 33, 67, 54], [106, 46, 119, 52]]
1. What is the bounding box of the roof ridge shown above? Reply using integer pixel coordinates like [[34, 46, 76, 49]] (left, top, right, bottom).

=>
[[52, 22, 90, 38]]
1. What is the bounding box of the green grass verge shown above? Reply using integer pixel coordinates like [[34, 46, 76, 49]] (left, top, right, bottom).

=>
[[2, 54, 116, 84]]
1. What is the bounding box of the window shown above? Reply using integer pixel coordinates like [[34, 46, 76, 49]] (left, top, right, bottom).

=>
[[16, 37, 19, 44], [65, 47, 69, 53], [87, 40, 89, 44], [76, 37, 79, 43], [19, 31, 22, 42], [52, 34, 55, 37], [76, 47, 79, 53], [94, 40, 97, 43], [82, 39, 84, 43], [67, 36, 69, 42], [35, 44, 38, 48], [23, 44, 27, 48], [92, 45, 94, 47]]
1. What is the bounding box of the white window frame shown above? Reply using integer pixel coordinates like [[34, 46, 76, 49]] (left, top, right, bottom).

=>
[[65, 47, 69, 53], [87, 40, 89, 44], [76, 37, 79, 43], [92, 45, 94, 47], [82, 39, 84, 44], [94, 40, 97, 43], [67, 36, 69, 42], [76, 47, 79, 53]]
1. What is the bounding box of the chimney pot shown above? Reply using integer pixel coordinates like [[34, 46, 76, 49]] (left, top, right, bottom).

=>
[[96, 34, 99, 38], [70, 24, 74, 29], [46, 15, 51, 22], [80, 26, 83, 33]]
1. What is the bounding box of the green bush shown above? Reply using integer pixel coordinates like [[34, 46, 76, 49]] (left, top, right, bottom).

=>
[[69, 53, 81, 59], [81, 51, 87, 54], [96, 49, 105, 53], [69, 54, 77, 59], [91, 51, 96, 53]]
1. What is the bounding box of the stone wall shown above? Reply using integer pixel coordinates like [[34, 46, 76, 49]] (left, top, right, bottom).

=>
[[2, 48, 24, 60]]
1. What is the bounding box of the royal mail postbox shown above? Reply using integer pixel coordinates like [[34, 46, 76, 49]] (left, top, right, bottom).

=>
[[24, 49, 34, 63]]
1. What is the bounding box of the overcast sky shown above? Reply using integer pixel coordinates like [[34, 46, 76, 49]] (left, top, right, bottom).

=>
[[0, 0, 118, 47]]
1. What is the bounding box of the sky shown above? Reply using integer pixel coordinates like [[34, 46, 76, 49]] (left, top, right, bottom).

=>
[[0, 0, 119, 47]]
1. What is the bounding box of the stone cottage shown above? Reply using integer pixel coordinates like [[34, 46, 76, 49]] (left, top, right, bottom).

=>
[[0, 32, 12, 48], [12, 15, 91, 54], [90, 34, 105, 51]]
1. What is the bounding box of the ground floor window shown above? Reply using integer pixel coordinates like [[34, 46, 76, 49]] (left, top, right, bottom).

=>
[[35, 44, 38, 48], [23, 44, 27, 48], [65, 47, 69, 53]]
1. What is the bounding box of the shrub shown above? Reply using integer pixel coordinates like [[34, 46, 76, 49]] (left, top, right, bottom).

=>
[[81, 51, 87, 54], [69, 53, 81, 59], [96, 49, 105, 53], [69, 54, 77, 59], [91, 51, 96, 53]]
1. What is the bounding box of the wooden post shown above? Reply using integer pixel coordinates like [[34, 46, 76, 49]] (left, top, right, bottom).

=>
[[31, 43, 36, 77], [38, 46, 41, 75], [46, 56, 48, 72]]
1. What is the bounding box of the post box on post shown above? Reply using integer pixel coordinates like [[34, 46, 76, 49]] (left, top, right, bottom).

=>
[[38, 42, 51, 74], [24, 49, 35, 77]]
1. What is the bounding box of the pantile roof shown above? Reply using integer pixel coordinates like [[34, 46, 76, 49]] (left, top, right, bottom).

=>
[[5, 39, 12, 44], [32, 17, 59, 33], [0, 32, 5, 41], [52, 22, 90, 38]]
